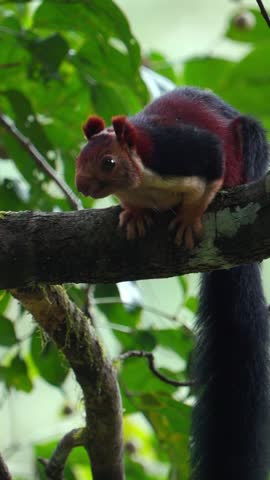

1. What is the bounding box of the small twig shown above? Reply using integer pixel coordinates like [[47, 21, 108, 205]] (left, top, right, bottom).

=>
[[39, 428, 86, 480], [0, 454, 12, 480], [0, 62, 22, 69], [256, 0, 270, 28], [0, 113, 82, 211], [118, 350, 194, 387]]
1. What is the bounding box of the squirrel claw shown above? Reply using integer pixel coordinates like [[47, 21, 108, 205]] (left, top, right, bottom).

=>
[[119, 208, 153, 240], [169, 213, 203, 249]]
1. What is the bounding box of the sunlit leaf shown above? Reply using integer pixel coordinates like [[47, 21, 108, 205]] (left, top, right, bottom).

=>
[[185, 296, 198, 314]]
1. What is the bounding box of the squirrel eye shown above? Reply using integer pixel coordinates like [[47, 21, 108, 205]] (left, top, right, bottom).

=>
[[101, 156, 116, 172]]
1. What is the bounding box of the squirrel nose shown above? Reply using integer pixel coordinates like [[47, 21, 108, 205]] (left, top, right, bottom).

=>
[[75, 175, 92, 196], [76, 175, 106, 198]]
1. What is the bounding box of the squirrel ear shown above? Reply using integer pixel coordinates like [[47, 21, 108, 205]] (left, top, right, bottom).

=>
[[112, 115, 137, 148], [83, 116, 105, 140]]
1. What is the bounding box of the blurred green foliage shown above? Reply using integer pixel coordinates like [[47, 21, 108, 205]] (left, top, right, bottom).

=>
[[0, 1, 269, 479]]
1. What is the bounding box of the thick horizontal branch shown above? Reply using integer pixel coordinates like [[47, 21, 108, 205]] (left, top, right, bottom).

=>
[[1, 174, 270, 289]]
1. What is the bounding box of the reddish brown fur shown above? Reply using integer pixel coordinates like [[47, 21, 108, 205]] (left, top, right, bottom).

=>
[[76, 89, 246, 246], [135, 96, 244, 186], [76, 127, 143, 199], [83, 115, 105, 139], [112, 116, 137, 147], [76, 91, 245, 245]]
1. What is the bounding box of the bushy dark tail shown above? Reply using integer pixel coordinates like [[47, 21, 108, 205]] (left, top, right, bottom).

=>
[[237, 116, 269, 181], [191, 265, 270, 480]]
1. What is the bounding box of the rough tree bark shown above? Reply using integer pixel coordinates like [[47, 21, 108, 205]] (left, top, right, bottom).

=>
[[0, 174, 270, 289], [11, 285, 124, 480]]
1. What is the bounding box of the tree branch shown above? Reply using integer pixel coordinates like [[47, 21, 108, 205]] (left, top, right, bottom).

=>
[[0, 174, 270, 288], [118, 351, 194, 387], [256, 0, 270, 29], [11, 285, 124, 480], [0, 113, 82, 211], [39, 428, 86, 480], [0, 62, 22, 69], [0, 454, 12, 480]]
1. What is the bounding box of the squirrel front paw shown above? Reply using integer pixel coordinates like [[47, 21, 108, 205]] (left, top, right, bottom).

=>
[[119, 208, 153, 240]]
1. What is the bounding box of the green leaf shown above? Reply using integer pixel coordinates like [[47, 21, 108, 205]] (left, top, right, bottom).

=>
[[76, 38, 137, 86], [4, 89, 53, 157], [147, 51, 178, 83], [26, 33, 69, 80], [120, 356, 176, 397], [31, 329, 69, 387], [0, 355, 33, 392], [219, 44, 270, 116], [185, 296, 198, 314], [33, 0, 148, 113], [116, 326, 193, 361], [125, 457, 162, 480], [135, 393, 192, 479], [1, 90, 55, 201], [0, 291, 11, 315], [0, 316, 17, 346], [0, 15, 30, 89], [135, 331, 157, 350], [153, 328, 193, 359], [0, 291, 6, 301], [34, 0, 141, 66], [226, 9, 270, 44], [95, 284, 142, 328], [35, 440, 90, 480], [0, 178, 28, 211], [178, 276, 188, 296], [184, 57, 236, 92], [89, 84, 142, 123]]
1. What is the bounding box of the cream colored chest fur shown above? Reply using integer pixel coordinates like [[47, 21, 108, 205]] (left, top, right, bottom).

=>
[[116, 169, 205, 211]]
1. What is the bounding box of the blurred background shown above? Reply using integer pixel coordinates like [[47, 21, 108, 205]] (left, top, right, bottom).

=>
[[0, 1, 269, 479]]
